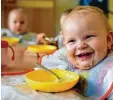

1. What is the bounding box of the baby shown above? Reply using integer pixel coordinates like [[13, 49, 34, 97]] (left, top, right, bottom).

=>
[[42, 6, 113, 99], [1, 8, 48, 45]]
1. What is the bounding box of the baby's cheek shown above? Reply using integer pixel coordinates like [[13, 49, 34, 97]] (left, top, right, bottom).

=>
[[65, 44, 75, 52], [65, 44, 75, 58]]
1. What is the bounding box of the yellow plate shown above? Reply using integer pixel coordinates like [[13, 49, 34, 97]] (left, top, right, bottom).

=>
[[27, 45, 57, 54], [25, 69, 79, 92], [2, 37, 19, 45]]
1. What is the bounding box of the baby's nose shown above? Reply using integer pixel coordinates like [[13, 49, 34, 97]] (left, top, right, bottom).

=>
[[76, 41, 88, 49], [16, 22, 21, 27]]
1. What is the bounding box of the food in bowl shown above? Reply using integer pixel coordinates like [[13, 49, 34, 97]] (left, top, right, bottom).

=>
[[25, 69, 79, 92]]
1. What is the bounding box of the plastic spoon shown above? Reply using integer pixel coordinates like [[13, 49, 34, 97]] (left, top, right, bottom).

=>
[[35, 63, 62, 81]]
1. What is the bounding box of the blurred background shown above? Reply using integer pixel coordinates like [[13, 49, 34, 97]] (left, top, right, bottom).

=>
[[1, 0, 113, 37]]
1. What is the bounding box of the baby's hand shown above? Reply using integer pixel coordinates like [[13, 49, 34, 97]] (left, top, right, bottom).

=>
[[37, 33, 46, 41], [36, 33, 50, 44]]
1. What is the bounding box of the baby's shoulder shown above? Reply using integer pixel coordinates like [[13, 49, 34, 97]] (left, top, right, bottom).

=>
[[103, 51, 113, 66], [1, 28, 9, 31], [97, 51, 113, 68], [1, 28, 11, 36]]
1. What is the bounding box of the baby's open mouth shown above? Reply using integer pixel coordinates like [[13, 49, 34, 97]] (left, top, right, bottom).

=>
[[77, 52, 94, 59]]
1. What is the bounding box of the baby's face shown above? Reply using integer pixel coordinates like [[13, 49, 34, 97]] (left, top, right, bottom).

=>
[[63, 13, 111, 69], [8, 12, 27, 34]]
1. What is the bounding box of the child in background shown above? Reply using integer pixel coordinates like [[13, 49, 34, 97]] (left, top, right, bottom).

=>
[[1, 8, 51, 67], [41, 6, 113, 99], [1, 8, 49, 45]]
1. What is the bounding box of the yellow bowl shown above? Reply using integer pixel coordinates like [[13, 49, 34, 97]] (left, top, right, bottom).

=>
[[27, 45, 57, 54], [2, 37, 19, 45], [25, 69, 79, 92]]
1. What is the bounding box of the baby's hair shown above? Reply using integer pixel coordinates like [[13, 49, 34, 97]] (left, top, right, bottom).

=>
[[69, 6, 112, 32], [63, 8, 73, 14], [8, 8, 27, 20], [60, 8, 73, 35], [61, 8, 73, 16]]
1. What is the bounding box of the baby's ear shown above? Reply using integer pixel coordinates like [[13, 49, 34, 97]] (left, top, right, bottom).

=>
[[107, 31, 113, 50]]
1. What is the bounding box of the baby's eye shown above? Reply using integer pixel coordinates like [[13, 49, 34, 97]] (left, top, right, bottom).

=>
[[13, 21, 17, 24], [20, 21, 24, 24], [86, 35, 95, 39], [68, 39, 75, 43]]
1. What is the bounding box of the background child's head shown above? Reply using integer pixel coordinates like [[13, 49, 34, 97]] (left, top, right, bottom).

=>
[[8, 8, 28, 34], [62, 6, 113, 70]]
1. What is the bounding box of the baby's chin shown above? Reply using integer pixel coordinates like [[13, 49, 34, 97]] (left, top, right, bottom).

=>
[[12, 31, 21, 34], [16, 32, 26, 34], [14, 30, 25, 34], [15, 32, 21, 34], [75, 65, 93, 70], [72, 61, 94, 70]]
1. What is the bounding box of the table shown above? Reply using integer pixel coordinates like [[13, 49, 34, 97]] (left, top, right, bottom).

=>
[[2, 75, 91, 100], [1, 44, 98, 100]]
